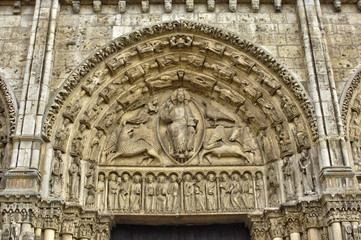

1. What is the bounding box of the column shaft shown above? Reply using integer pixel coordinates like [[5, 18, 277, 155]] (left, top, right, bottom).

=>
[[35, 228, 42, 239], [62, 234, 73, 240], [331, 222, 342, 240], [308, 228, 320, 240], [44, 229, 56, 240], [290, 232, 301, 240]]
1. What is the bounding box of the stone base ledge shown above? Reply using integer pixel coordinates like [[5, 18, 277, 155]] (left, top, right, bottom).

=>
[[2, 168, 41, 193]]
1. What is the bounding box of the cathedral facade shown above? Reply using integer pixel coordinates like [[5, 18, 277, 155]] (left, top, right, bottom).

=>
[[0, 0, 361, 239]]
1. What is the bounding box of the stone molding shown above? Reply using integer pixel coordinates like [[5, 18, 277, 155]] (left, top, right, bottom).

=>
[[341, 67, 361, 140], [0, 75, 18, 137]]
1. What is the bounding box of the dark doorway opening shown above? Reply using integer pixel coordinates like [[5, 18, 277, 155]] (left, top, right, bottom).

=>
[[111, 223, 251, 240]]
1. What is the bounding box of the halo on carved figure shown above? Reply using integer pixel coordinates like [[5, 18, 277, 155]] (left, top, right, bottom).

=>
[[157, 88, 206, 164]]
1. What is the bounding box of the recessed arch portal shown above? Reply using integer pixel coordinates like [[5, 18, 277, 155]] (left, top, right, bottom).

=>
[[43, 21, 318, 221]]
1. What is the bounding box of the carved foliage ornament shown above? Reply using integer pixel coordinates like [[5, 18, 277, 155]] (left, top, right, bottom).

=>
[[43, 20, 317, 141], [342, 69, 361, 139], [0, 75, 17, 136]]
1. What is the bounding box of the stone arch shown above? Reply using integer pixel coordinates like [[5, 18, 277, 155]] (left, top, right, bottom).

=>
[[0, 74, 18, 173], [340, 65, 361, 171], [42, 21, 318, 220]]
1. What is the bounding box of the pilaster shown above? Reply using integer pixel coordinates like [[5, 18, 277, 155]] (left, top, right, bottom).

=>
[[296, 0, 356, 191]]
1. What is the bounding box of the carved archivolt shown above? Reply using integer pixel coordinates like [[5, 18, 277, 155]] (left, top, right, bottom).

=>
[[43, 20, 317, 140], [341, 68, 361, 134], [0, 75, 17, 170], [0, 75, 17, 136], [43, 21, 318, 215], [341, 67, 361, 172]]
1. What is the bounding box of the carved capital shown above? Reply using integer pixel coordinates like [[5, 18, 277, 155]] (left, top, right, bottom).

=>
[[269, 217, 285, 238], [286, 214, 302, 233], [250, 220, 268, 240]]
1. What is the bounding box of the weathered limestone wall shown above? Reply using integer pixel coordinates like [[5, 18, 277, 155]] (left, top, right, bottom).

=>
[[322, 4, 361, 97], [51, 4, 306, 92], [0, 6, 34, 100]]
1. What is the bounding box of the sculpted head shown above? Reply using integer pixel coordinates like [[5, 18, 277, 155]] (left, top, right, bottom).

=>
[[110, 173, 116, 181], [171, 89, 190, 104], [184, 173, 192, 181], [123, 173, 130, 182], [256, 172, 263, 180], [232, 173, 240, 181], [221, 173, 229, 181], [158, 175, 166, 183], [133, 175, 141, 183], [196, 173, 203, 182], [243, 173, 251, 180], [147, 175, 154, 183], [208, 173, 215, 182], [98, 174, 104, 181], [170, 174, 178, 182]]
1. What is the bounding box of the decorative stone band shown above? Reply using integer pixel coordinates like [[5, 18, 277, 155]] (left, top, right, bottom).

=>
[[92, 168, 266, 214]]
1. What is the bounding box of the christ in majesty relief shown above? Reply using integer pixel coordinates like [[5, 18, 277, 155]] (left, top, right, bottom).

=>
[[160, 89, 198, 159]]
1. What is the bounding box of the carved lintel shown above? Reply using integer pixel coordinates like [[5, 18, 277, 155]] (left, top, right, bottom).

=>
[[186, 0, 194, 12], [274, 0, 282, 12], [13, 1, 21, 15], [118, 0, 126, 13], [165, 0, 172, 13], [93, 0, 102, 13], [229, 0, 237, 12], [207, 0, 215, 11], [333, 0, 341, 12], [72, 0, 80, 14], [251, 0, 259, 13], [142, 0, 150, 13]]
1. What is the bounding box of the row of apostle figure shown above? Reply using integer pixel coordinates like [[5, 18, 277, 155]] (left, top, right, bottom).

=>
[[97, 171, 266, 213]]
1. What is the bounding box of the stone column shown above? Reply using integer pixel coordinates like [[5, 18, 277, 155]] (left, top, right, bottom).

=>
[[62, 234, 73, 240], [34, 227, 42, 240], [307, 228, 320, 240], [43, 229, 56, 240], [290, 232, 301, 240], [331, 222, 342, 240]]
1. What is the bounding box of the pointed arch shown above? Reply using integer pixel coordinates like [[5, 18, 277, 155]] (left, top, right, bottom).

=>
[[340, 64, 361, 140]]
